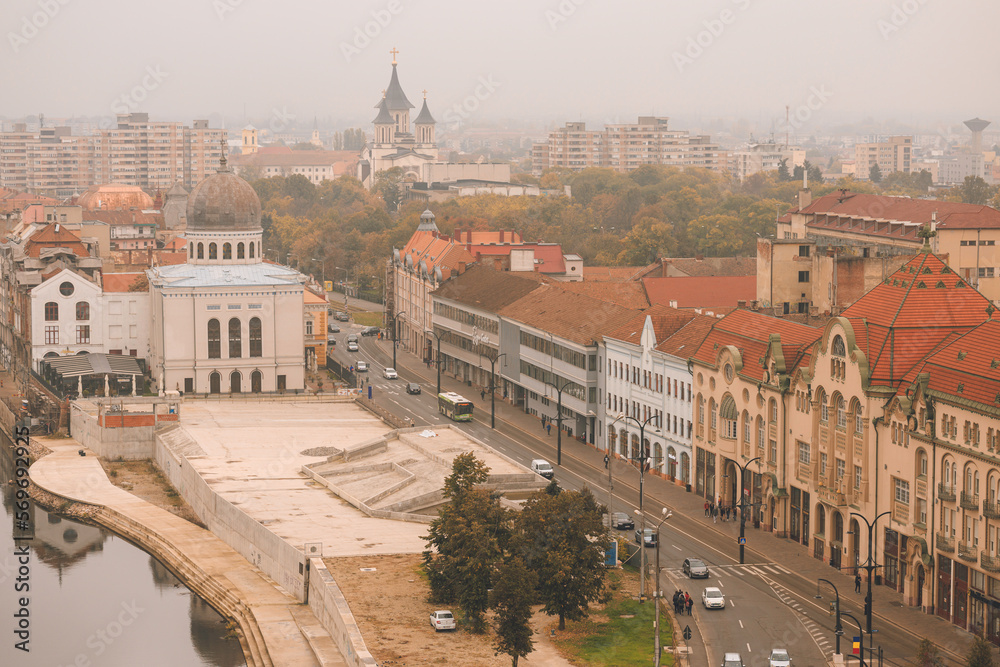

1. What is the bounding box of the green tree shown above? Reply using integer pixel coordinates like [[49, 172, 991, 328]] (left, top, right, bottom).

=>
[[915, 638, 941, 667], [777, 158, 791, 182], [490, 556, 538, 667], [515, 486, 607, 630], [869, 163, 883, 183], [966, 635, 994, 667], [372, 167, 403, 212], [960, 175, 994, 206]]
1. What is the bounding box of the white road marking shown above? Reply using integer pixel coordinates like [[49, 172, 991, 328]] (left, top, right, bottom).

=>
[[763, 565, 780, 574], [717, 580, 724, 588], [730, 599, 735, 607], [673, 545, 682, 550], [746, 642, 751, 652], [738, 619, 744, 629]]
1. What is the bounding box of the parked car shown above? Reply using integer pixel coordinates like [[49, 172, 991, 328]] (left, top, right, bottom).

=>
[[682, 557, 709, 579], [635, 528, 657, 547], [722, 653, 744, 667], [361, 326, 380, 337], [429, 610, 456, 632], [702, 587, 725, 609], [327, 324, 340, 333], [383, 367, 397, 379], [356, 361, 368, 372], [406, 382, 421, 395], [610, 512, 634, 530], [768, 648, 791, 667], [530, 459, 554, 479], [347, 341, 359, 352], [336, 311, 350, 322]]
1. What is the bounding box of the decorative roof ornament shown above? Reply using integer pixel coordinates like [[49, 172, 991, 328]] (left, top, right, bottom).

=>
[[218, 136, 229, 172]]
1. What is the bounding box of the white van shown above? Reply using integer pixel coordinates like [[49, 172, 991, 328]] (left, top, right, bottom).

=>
[[531, 459, 554, 479]]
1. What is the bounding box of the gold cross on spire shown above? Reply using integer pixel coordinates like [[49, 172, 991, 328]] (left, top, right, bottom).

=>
[[381, 89, 386, 98], [422, 89, 428, 99], [390, 47, 399, 65]]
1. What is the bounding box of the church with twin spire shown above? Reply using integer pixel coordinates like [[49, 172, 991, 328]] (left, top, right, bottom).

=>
[[358, 49, 439, 188]]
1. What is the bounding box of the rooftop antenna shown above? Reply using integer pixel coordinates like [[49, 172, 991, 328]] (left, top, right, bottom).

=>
[[784, 105, 789, 149]]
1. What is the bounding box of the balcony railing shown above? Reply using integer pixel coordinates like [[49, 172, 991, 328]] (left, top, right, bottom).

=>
[[959, 542, 979, 562], [938, 483, 956, 502], [982, 553, 1000, 573], [985, 501, 1000, 520], [961, 492, 981, 511], [817, 487, 847, 507], [936, 533, 955, 553]]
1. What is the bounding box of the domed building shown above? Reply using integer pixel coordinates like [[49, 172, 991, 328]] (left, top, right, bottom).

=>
[[77, 184, 155, 211], [147, 155, 305, 394]]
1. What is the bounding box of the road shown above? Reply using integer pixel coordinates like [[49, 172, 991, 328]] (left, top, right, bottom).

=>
[[329, 328, 939, 667]]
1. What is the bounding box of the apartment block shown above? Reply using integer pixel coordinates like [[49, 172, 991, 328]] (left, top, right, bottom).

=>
[[854, 135, 912, 180]]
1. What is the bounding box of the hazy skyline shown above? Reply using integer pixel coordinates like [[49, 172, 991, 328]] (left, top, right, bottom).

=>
[[3, 0, 999, 137]]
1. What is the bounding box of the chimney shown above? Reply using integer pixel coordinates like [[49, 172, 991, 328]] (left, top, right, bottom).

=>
[[737, 300, 747, 309], [500, 230, 505, 243], [798, 169, 812, 209]]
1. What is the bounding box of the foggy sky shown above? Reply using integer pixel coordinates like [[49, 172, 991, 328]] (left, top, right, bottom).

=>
[[2, 0, 998, 134]]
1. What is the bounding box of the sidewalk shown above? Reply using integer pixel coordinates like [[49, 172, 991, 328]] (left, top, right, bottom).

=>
[[372, 339, 973, 664]]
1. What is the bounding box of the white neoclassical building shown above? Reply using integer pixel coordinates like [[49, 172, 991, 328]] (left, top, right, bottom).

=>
[[147, 156, 306, 394]]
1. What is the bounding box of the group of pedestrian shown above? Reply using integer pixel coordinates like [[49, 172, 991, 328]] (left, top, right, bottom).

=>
[[703, 499, 737, 523], [672, 590, 693, 616], [541, 415, 552, 435]]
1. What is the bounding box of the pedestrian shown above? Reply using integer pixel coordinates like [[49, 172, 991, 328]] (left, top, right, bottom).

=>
[[541, 416, 546, 430], [685, 593, 693, 616], [481, 389, 486, 401], [604, 454, 610, 469], [855, 572, 862, 593], [704, 501, 710, 517], [712, 505, 717, 524], [546, 422, 552, 436]]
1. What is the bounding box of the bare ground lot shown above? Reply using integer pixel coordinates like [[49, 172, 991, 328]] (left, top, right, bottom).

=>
[[99, 458, 205, 527]]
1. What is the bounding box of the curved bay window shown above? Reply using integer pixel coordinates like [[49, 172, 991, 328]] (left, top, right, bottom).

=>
[[249, 317, 262, 357], [207, 319, 221, 358], [229, 318, 242, 358]]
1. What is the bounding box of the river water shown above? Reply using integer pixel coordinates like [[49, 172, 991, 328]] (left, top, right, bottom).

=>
[[0, 429, 246, 666]]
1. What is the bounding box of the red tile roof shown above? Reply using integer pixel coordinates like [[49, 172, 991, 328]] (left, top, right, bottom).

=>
[[911, 320, 1000, 409], [605, 304, 698, 345], [498, 284, 641, 346], [554, 280, 650, 310], [691, 310, 822, 381], [800, 191, 1000, 234], [842, 252, 993, 387], [102, 273, 147, 292], [399, 231, 476, 277], [642, 276, 757, 310], [24, 224, 89, 258], [582, 266, 650, 282], [657, 316, 717, 357], [473, 243, 567, 274]]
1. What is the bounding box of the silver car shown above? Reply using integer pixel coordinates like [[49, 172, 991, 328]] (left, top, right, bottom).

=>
[[769, 649, 791, 667], [702, 586, 725, 609]]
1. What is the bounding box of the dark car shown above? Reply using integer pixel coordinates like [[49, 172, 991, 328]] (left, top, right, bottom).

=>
[[406, 382, 421, 395], [327, 324, 340, 333], [635, 528, 657, 547], [336, 311, 350, 322], [683, 557, 709, 578], [610, 512, 634, 530], [361, 326, 380, 337]]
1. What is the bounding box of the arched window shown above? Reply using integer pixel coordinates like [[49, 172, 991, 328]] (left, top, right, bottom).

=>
[[197, 242, 204, 259], [816, 389, 828, 422], [189, 243, 194, 259], [836, 396, 846, 428], [832, 334, 846, 356], [223, 243, 232, 260], [44, 302, 58, 321], [851, 399, 863, 434], [250, 242, 255, 259], [769, 398, 778, 423], [757, 415, 765, 450], [207, 319, 221, 358], [742, 410, 751, 443], [709, 398, 717, 429], [76, 302, 90, 321], [229, 318, 242, 358], [249, 317, 262, 357], [209, 243, 218, 260], [697, 394, 705, 424], [237, 242, 245, 259]]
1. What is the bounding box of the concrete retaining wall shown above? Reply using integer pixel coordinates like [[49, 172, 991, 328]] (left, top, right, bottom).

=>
[[70, 403, 157, 459], [302, 464, 434, 524], [308, 558, 377, 667], [154, 431, 308, 601], [0, 398, 15, 434]]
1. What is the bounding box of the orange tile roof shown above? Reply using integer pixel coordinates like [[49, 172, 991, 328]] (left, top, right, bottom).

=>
[[102, 273, 146, 292], [605, 304, 697, 345], [691, 310, 822, 381], [582, 266, 649, 282], [82, 210, 160, 227], [498, 284, 642, 346], [400, 231, 476, 277], [432, 265, 543, 312], [472, 243, 567, 274], [842, 252, 992, 387], [656, 315, 717, 357], [24, 224, 89, 258], [642, 276, 757, 310], [800, 191, 1000, 233], [554, 280, 650, 310], [919, 320, 1000, 409]]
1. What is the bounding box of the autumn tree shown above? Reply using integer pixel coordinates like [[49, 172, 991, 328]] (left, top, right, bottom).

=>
[[959, 175, 995, 206], [490, 556, 537, 667], [777, 158, 791, 181], [514, 486, 607, 630], [372, 167, 403, 212], [915, 638, 941, 667], [966, 636, 994, 667], [869, 163, 883, 183]]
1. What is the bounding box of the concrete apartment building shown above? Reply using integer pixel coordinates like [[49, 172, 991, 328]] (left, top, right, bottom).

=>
[[730, 141, 805, 182], [0, 114, 225, 197], [690, 249, 1000, 643], [231, 147, 359, 185], [768, 186, 1000, 306], [854, 136, 912, 180], [531, 116, 724, 175]]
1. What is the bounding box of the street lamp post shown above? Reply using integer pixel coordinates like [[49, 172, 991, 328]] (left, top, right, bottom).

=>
[[544, 380, 575, 466], [620, 412, 660, 602], [391, 312, 405, 371], [310, 257, 326, 286], [482, 352, 507, 429], [850, 510, 890, 640], [335, 266, 350, 307], [425, 329, 442, 395], [840, 611, 867, 667], [605, 414, 627, 529], [723, 456, 762, 564], [816, 578, 844, 658], [653, 507, 673, 667]]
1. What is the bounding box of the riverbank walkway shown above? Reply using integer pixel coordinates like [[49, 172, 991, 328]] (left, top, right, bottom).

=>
[[28, 436, 346, 667]]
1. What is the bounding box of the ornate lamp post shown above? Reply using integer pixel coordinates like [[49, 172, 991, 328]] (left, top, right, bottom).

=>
[[544, 380, 575, 466], [653, 507, 673, 667], [425, 329, 442, 395], [482, 352, 507, 429], [620, 412, 660, 602]]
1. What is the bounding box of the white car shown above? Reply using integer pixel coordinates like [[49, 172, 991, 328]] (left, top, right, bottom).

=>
[[429, 610, 456, 632], [702, 586, 725, 609], [347, 341, 359, 352], [356, 361, 368, 372], [722, 653, 744, 667], [768, 648, 791, 667], [383, 367, 398, 379]]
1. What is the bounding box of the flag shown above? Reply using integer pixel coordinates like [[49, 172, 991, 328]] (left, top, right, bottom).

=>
[[852, 637, 861, 655]]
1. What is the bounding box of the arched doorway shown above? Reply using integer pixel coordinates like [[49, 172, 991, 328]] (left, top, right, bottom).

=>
[[251, 370, 262, 393], [667, 446, 677, 480], [681, 452, 690, 485], [768, 496, 776, 532], [915, 563, 925, 609], [724, 461, 739, 509], [814, 504, 827, 561], [230, 371, 242, 393], [850, 518, 861, 574], [209, 372, 221, 394], [830, 511, 844, 569]]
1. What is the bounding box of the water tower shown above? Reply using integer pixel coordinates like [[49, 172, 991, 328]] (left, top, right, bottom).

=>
[[964, 117, 991, 154]]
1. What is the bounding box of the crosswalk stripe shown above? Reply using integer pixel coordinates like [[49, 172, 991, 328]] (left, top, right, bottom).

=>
[[774, 564, 791, 574], [763, 565, 780, 574]]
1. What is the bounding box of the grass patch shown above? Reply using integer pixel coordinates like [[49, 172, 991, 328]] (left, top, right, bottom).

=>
[[552, 570, 673, 666], [351, 311, 383, 327]]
